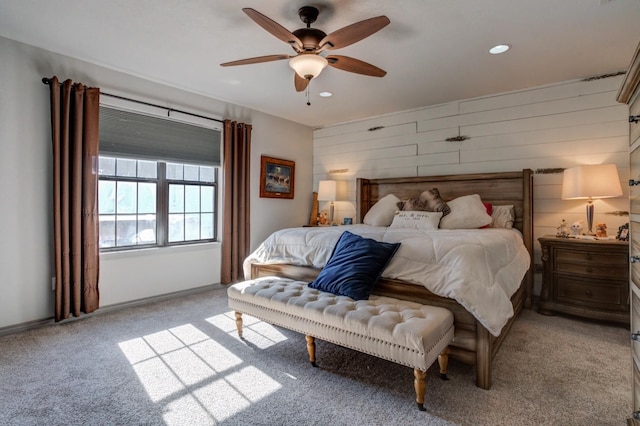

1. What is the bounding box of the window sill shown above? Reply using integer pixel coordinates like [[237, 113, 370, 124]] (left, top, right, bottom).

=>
[[100, 241, 220, 260]]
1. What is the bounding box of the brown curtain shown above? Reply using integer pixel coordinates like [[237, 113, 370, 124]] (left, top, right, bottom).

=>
[[47, 77, 101, 321], [221, 120, 252, 284]]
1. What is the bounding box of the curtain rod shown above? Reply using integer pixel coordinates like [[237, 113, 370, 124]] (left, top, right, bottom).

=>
[[42, 77, 224, 124]]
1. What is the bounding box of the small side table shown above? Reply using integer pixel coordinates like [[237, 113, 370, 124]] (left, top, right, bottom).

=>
[[538, 235, 629, 324]]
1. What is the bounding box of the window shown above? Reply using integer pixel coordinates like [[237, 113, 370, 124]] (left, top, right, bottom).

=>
[[167, 162, 216, 243], [97, 105, 222, 251], [98, 157, 157, 248], [98, 157, 218, 249]]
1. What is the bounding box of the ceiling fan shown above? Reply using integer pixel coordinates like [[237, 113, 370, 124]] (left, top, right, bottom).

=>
[[220, 6, 390, 94]]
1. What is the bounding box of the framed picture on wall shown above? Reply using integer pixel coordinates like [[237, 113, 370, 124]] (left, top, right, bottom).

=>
[[260, 155, 295, 199]]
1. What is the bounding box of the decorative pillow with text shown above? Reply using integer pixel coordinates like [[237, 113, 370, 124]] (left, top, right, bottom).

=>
[[390, 211, 443, 231]]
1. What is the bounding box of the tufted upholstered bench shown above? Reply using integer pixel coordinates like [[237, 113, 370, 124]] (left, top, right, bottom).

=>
[[227, 277, 455, 411]]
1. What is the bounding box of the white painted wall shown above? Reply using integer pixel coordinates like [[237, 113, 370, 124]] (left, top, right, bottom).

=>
[[0, 36, 312, 330], [313, 76, 630, 294]]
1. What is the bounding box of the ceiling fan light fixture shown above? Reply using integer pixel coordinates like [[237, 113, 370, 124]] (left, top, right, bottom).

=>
[[289, 54, 328, 79]]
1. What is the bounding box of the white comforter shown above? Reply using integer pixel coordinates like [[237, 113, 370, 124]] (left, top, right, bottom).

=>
[[243, 225, 531, 336]]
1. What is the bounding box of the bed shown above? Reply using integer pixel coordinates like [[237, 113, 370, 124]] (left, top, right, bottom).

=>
[[246, 169, 534, 389]]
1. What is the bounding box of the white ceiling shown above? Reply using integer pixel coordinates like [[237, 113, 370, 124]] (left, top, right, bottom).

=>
[[1, 0, 639, 128]]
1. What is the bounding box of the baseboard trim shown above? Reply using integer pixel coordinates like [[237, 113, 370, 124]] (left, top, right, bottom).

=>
[[0, 317, 55, 337], [0, 283, 226, 337], [99, 283, 225, 314]]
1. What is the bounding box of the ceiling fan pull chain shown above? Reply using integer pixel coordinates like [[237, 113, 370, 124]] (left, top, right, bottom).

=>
[[306, 80, 311, 106]]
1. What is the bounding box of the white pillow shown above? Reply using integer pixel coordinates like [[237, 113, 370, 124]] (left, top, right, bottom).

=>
[[439, 194, 492, 229], [389, 211, 443, 231], [363, 194, 401, 227], [491, 205, 515, 229]]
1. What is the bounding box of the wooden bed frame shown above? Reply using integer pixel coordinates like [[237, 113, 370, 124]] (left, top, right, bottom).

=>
[[250, 169, 534, 389]]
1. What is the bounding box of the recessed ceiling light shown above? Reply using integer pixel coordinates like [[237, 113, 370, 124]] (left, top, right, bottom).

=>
[[489, 44, 510, 55], [319, 91, 333, 97]]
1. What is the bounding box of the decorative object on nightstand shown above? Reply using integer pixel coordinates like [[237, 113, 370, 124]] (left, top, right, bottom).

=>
[[318, 180, 336, 225], [561, 164, 623, 235], [595, 223, 607, 238], [317, 211, 328, 225], [309, 191, 319, 225], [556, 219, 570, 238], [570, 220, 584, 236], [538, 236, 629, 324], [617, 223, 629, 241]]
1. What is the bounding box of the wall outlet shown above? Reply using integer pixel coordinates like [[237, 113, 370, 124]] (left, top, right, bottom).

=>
[[51, 277, 56, 291]]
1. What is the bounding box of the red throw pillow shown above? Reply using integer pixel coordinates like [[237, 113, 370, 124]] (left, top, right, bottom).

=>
[[480, 202, 493, 228]]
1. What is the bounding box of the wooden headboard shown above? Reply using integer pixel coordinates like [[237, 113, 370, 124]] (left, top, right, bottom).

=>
[[356, 169, 534, 306]]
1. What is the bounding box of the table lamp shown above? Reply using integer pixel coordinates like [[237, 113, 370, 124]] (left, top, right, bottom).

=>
[[317, 180, 337, 225], [561, 164, 622, 235]]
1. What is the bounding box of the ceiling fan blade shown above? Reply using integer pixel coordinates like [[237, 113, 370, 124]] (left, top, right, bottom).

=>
[[294, 73, 309, 92], [326, 55, 387, 77], [243, 8, 303, 51], [220, 54, 291, 67], [320, 16, 390, 50]]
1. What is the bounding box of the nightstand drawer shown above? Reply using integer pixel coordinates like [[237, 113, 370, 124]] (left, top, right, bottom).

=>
[[556, 276, 626, 310], [555, 248, 627, 266], [555, 260, 628, 279]]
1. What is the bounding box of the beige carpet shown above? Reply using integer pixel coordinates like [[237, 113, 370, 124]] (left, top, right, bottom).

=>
[[0, 286, 631, 425]]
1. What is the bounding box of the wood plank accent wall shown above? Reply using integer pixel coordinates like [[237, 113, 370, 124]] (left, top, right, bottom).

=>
[[312, 76, 630, 295]]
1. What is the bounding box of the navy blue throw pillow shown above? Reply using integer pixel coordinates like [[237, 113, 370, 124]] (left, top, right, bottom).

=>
[[308, 231, 401, 300]]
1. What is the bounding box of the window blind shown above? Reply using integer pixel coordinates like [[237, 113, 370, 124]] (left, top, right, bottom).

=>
[[99, 106, 221, 166]]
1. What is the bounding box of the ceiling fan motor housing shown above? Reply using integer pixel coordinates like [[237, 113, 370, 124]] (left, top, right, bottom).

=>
[[292, 28, 326, 52]]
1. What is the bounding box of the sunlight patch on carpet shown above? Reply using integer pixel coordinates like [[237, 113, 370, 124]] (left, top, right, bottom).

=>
[[162, 393, 212, 426], [190, 366, 282, 423], [208, 311, 288, 349], [119, 322, 283, 423]]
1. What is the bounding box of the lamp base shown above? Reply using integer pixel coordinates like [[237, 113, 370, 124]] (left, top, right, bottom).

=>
[[329, 202, 334, 225], [586, 200, 594, 235]]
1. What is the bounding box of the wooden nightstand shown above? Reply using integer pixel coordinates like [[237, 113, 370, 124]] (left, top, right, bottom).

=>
[[538, 236, 629, 324]]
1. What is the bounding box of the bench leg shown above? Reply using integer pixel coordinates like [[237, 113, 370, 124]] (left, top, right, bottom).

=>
[[414, 369, 427, 411], [234, 311, 243, 338], [305, 335, 318, 367], [438, 347, 449, 380]]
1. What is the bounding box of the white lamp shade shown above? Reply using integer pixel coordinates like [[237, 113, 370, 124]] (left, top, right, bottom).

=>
[[561, 164, 623, 200], [317, 180, 336, 201], [289, 54, 328, 79]]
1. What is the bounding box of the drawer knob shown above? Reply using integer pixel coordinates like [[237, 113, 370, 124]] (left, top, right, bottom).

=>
[[585, 290, 592, 297], [585, 267, 593, 273], [586, 254, 592, 261]]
